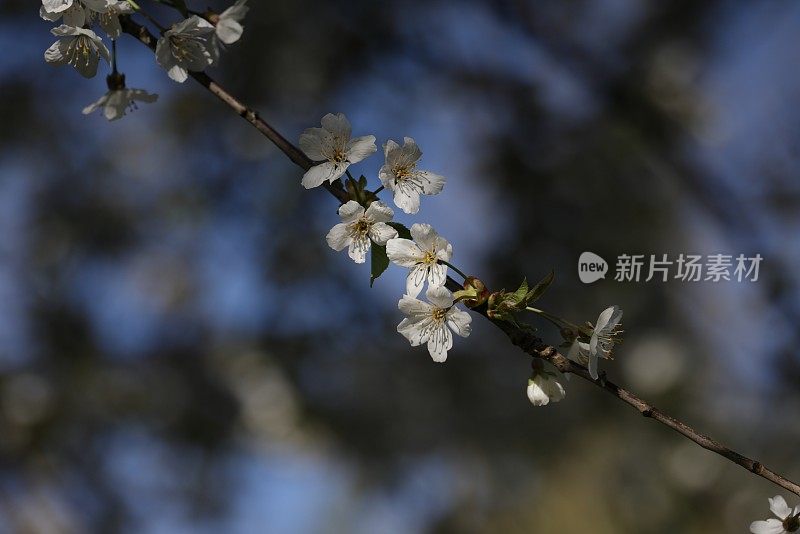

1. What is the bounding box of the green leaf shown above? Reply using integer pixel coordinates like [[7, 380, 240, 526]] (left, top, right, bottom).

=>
[[387, 222, 412, 240], [358, 175, 368, 189], [370, 244, 390, 287], [509, 278, 529, 305], [524, 270, 555, 305]]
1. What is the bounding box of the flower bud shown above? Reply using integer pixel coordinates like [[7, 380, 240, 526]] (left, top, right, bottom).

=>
[[526, 371, 566, 406]]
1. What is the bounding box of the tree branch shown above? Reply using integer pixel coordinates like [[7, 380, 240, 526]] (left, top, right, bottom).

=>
[[121, 15, 800, 497]]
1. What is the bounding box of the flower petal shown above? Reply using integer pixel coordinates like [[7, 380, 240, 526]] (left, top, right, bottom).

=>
[[325, 223, 351, 252], [301, 161, 340, 189], [398, 295, 432, 319], [749, 518, 787, 534], [386, 238, 424, 268], [321, 112, 351, 139], [346, 135, 377, 164], [415, 170, 446, 196], [299, 128, 329, 161], [770, 496, 792, 520], [392, 182, 421, 214], [427, 324, 453, 362], [337, 200, 365, 223], [595, 305, 623, 333], [427, 262, 448, 289], [410, 223, 437, 250], [426, 285, 454, 309], [405, 264, 428, 298], [347, 234, 370, 264], [446, 309, 472, 338], [216, 19, 244, 44], [397, 317, 432, 346], [368, 222, 397, 246], [588, 352, 599, 380], [365, 201, 394, 223]]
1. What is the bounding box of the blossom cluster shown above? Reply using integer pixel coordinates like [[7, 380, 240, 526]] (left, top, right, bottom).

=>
[[41, 0, 249, 120]]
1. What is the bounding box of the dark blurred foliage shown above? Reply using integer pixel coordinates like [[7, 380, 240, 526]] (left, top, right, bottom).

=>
[[0, 0, 799, 532]]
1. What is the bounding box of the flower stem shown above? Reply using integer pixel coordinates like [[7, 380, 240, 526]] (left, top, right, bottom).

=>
[[440, 260, 468, 281], [525, 307, 576, 331], [373, 185, 384, 195]]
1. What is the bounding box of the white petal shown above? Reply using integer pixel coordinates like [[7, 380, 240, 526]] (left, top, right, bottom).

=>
[[44, 40, 68, 65], [446, 309, 472, 338], [392, 182, 421, 214], [301, 161, 341, 189], [426, 285, 454, 308], [427, 262, 448, 289], [347, 234, 370, 264], [216, 19, 244, 44], [414, 170, 446, 196], [749, 519, 787, 534], [364, 201, 394, 223], [368, 223, 397, 246], [325, 223, 351, 252], [82, 94, 107, 115], [410, 223, 436, 248], [588, 352, 599, 380], [770, 496, 792, 520], [405, 264, 428, 298], [427, 324, 453, 363], [397, 317, 431, 346], [167, 64, 189, 83], [346, 135, 377, 164], [386, 238, 424, 268], [595, 305, 623, 333], [378, 165, 396, 189], [398, 295, 433, 319], [400, 136, 422, 163], [320, 113, 351, 139], [527, 380, 550, 406], [383, 138, 401, 160], [337, 200, 364, 223], [299, 128, 329, 161]]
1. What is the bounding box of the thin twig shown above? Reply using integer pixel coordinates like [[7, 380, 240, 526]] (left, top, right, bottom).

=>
[[120, 15, 800, 497]]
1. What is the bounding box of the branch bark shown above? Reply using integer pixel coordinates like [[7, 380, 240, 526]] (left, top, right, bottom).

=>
[[121, 15, 800, 497]]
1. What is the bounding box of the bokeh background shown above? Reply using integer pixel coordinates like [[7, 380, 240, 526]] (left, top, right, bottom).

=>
[[0, 0, 799, 532]]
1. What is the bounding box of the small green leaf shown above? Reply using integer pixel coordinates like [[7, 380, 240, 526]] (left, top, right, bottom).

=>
[[370, 244, 390, 287], [358, 175, 368, 189], [524, 270, 555, 305], [509, 278, 529, 305], [387, 222, 412, 240]]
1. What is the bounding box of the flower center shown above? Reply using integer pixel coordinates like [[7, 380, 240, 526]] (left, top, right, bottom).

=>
[[431, 307, 447, 324], [394, 164, 416, 182], [331, 146, 347, 163], [422, 250, 438, 265], [349, 217, 371, 237]]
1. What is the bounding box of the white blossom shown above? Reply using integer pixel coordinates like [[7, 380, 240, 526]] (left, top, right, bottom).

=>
[[299, 113, 377, 189], [526, 370, 566, 406], [44, 25, 110, 78], [386, 223, 452, 298], [379, 137, 445, 214], [96, 0, 134, 39], [155, 16, 216, 83], [40, 0, 110, 27], [750, 496, 800, 534], [83, 87, 158, 121], [214, 0, 249, 45], [325, 201, 398, 264], [566, 305, 623, 380], [397, 285, 471, 363]]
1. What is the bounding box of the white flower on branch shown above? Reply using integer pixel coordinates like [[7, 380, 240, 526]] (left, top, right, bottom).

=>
[[44, 25, 109, 78], [397, 285, 471, 363], [96, 0, 134, 40], [156, 16, 216, 83], [386, 223, 452, 298], [379, 137, 445, 214], [40, 0, 111, 28], [214, 0, 249, 45], [566, 305, 623, 380], [527, 370, 566, 406], [326, 200, 397, 264], [299, 113, 377, 189], [750, 496, 800, 534], [83, 84, 158, 121]]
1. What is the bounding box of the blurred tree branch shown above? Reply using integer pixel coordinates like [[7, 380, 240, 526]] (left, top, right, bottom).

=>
[[120, 13, 800, 498]]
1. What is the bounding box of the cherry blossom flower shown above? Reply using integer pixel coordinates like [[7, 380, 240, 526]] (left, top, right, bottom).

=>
[[751, 496, 800, 534], [44, 25, 110, 78], [299, 113, 377, 189], [325, 201, 397, 264], [379, 137, 445, 214], [156, 16, 216, 83], [386, 223, 452, 298], [96, 0, 134, 40], [40, 0, 110, 27], [566, 305, 623, 380], [83, 83, 158, 121], [397, 286, 472, 362], [527, 370, 566, 406]]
